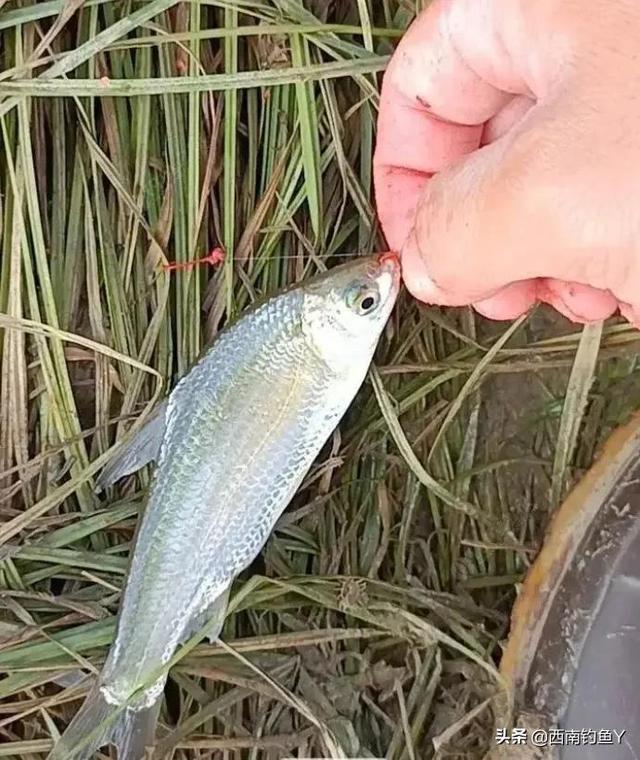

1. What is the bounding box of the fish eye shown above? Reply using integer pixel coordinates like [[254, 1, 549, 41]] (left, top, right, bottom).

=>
[[345, 284, 381, 316]]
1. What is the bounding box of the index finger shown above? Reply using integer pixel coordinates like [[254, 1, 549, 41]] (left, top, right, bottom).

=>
[[373, 0, 533, 250]]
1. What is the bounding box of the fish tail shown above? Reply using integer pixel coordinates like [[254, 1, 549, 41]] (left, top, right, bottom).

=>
[[47, 684, 161, 760], [113, 698, 162, 760]]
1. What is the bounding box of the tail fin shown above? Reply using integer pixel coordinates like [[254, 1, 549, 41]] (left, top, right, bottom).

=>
[[113, 698, 162, 760], [47, 684, 161, 760]]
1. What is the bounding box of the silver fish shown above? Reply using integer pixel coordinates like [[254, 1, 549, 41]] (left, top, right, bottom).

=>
[[47, 253, 400, 760]]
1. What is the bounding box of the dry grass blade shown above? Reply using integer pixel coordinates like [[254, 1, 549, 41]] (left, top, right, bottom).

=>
[[217, 639, 348, 758], [0, 314, 164, 378], [427, 314, 527, 464], [0, 57, 389, 98], [550, 320, 603, 507], [370, 366, 488, 524], [431, 695, 493, 752]]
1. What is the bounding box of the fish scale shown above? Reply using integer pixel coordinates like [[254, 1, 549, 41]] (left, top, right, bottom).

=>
[[47, 253, 400, 760]]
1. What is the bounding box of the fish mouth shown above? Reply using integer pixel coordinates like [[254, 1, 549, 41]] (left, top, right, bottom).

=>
[[377, 251, 401, 277], [375, 251, 401, 287], [378, 251, 400, 268], [366, 251, 401, 308]]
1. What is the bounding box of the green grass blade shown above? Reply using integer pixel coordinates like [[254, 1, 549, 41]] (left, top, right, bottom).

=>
[[290, 32, 323, 241], [41, 0, 180, 79]]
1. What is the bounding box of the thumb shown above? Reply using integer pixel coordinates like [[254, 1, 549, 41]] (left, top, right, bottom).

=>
[[400, 104, 626, 324], [400, 120, 546, 312]]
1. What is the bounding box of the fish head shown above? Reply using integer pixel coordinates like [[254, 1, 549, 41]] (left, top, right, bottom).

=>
[[302, 253, 401, 370]]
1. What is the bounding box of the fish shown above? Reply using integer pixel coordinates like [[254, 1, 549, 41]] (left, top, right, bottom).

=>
[[47, 252, 400, 760]]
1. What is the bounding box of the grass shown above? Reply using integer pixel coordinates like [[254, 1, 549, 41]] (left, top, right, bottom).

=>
[[1, 1, 640, 758]]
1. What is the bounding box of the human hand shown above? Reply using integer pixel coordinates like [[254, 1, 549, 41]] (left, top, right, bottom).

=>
[[374, 0, 640, 327]]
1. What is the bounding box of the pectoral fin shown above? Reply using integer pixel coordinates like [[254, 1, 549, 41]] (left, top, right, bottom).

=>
[[95, 399, 168, 493]]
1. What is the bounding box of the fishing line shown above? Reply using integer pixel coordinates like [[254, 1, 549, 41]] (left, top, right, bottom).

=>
[[163, 249, 384, 271]]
